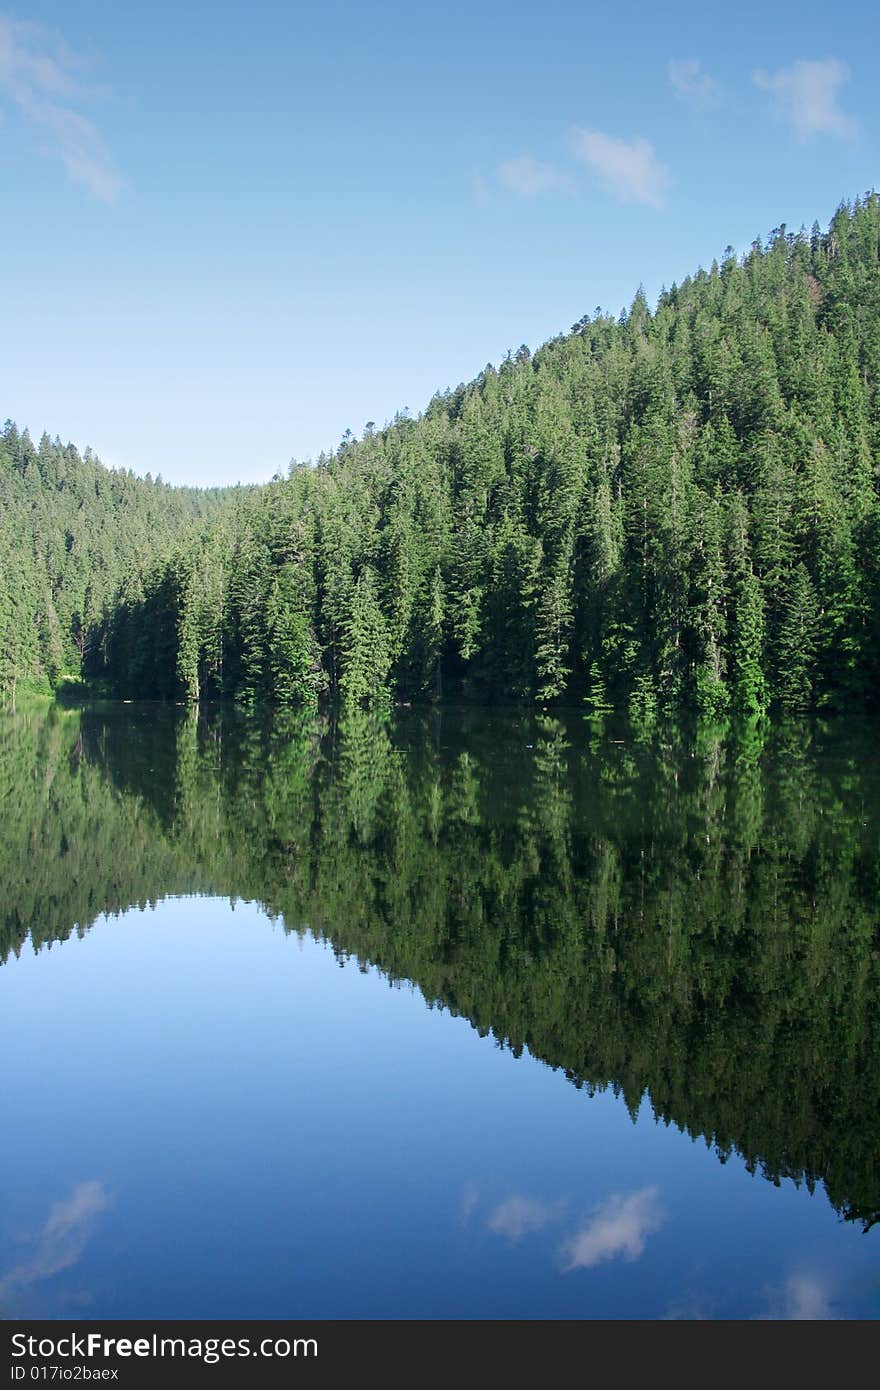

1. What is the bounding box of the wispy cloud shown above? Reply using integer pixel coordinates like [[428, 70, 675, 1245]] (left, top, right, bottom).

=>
[[497, 154, 571, 198], [779, 1274, 833, 1320], [459, 1181, 481, 1223], [0, 1181, 112, 1305], [570, 128, 670, 208], [560, 1186, 664, 1271], [0, 15, 123, 200], [756, 1272, 834, 1320], [667, 58, 719, 103], [486, 1195, 564, 1240], [665, 1292, 714, 1320], [471, 172, 493, 207], [753, 58, 857, 139]]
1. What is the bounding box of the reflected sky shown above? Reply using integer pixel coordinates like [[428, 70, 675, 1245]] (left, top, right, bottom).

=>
[[2, 703, 880, 1320], [559, 1188, 665, 1272], [2, 894, 876, 1320], [0, 1181, 111, 1312]]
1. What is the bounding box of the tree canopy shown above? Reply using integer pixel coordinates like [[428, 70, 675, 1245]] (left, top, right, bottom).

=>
[[4, 194, 880, 714]]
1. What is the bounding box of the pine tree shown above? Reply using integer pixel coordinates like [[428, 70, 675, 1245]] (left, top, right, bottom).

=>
[[777, 564, 818, 712], [340, 568, 392, 708]]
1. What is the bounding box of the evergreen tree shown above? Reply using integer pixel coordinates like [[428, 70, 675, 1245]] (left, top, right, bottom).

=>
[[340, 568, 392, 707], [4, 195, 880, 716]]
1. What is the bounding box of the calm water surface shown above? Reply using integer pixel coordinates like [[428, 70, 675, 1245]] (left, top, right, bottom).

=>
[[1, 703, 879, 1319]]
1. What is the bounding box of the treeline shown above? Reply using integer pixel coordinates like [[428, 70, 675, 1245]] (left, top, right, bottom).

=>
[[4, 703, 880, 1229], [0, 706, 212, 960], [0, 424, 236, 704], [4, 194, 880, 713], [104, 195, 880, 713]]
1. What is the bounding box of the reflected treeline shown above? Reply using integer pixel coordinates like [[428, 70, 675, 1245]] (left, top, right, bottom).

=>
[[2, 703, 879, 1231]]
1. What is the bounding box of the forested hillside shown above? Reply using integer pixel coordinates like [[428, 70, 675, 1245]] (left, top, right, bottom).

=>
[[4, 195, 880, 714], [0, 425, 236, 703]]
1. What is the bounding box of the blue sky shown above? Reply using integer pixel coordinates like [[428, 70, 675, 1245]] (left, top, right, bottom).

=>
[[1, 1, 877, 486]]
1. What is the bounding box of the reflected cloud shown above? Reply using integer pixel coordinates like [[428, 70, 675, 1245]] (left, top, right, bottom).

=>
[[560, 1186, 664, 1271], [757, 1272, 834, 1320], [665, 1292, 714, 1320], [486, 1195, 564, 1241], [458, 1181, 480, 1225], [0, 1180, 111, 1303]]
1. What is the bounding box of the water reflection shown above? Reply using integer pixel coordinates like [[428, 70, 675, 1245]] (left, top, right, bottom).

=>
[[486, 1196, 563, 1241], [0, 1181, 111, 1308], [758, 1272, 835, 1320], [2, 701, 879, 1244], [560, 1188, 665, 1272], [481, 1185, 667, 1272]]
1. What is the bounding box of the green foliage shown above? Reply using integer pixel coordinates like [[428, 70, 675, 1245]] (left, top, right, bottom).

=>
[[777, 563, 819, 711], [732, 568, 768, 716], [3, 703, 880, 1232], [266, 564, 323, 706], [340, 568, 392, 707], [5, 195, 880, 713], [0, 422, 233, 704]]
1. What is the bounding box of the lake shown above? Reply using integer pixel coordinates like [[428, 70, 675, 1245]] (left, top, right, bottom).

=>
[[1, 703, 878, 1319]]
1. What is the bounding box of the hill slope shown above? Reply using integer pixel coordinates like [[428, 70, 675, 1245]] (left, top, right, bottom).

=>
[[0, 425, 238, 701], [5, 194, 880, 714]]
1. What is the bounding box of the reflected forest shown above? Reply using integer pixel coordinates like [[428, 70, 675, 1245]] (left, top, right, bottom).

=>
[[4, 702, 879, 1235]]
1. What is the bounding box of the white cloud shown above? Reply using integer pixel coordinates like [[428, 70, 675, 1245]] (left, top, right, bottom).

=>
[[497, 154, 571, 198], [753, 58, 857, 139], [570, 128, 670, 207], [43, 1180, 111, 1241], [0, 1180, 112, 1303], [757, 1272, 834, 1320], [486, 1195, 562, 1240], [667, 58, 718, 103], [560, 1186, 664, 1271], [0, 15, 123, 200], [782, 1275, 832, 1320]]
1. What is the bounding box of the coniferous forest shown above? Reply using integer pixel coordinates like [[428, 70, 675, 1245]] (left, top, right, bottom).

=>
[[3, 195, 880, 715]]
